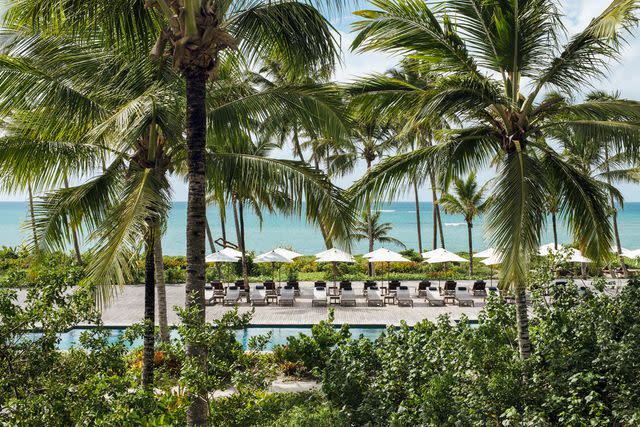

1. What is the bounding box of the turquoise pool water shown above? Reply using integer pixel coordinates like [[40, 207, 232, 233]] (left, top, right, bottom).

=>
[[28, 326, 388, 351]]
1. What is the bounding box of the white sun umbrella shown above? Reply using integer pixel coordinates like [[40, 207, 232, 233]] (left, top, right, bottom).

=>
[[365, 248, 411, 287], [425, 251, 468, 264], [566, 248, 592, 264], [539, 243, 564, 256], [424, 249, 468, 287], [315, 248, 355, 286], [365, 248, 410, 262], [481, 253, 503, 286], [205, 251, 239, 283], [254, 250, 294, 286], [611, 245, 633, 257], [205, 252, 239, 263], [273, 247, 303, 259], [564, 248, 592, 281], [475, 247, 498, 259], [315, 248, 355, 263], [626, 249, 640, 259], [220, 247, 243, 258], [421, 247, 452, 259]]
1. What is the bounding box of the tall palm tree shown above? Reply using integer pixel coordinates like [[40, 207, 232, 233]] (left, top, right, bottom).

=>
[[0, 28, 352, 402], [6, 2, 343, 423], [439, 173, 488, 275], [556, 92, 640, 276], [333, 116, 393, 275], [348, 0, 640, 359], [353, 210, 405, 249], [0, 31, 179, 387], [351, 60, 451, 252]]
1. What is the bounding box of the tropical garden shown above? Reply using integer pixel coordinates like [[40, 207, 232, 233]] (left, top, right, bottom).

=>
[[2, 0, 640, 425]]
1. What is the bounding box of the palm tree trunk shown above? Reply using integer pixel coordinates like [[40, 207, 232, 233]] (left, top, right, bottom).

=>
[[430, 173, 438, 250], [154, 233, 170, 344], [142, 229, 156, 388], [205, 216, 222, 277], [515, 286, 531, 359], [232, 198, 249, 290], [551, 211, 558, 250], [27, 182, 39, 251], [604, 144, 627, 277], [64, 177, 83, 265], [413, 180, 423, 254], [239, 201, 248, 286], [436, 196, 445, 249], [219, 204, 227, 245], [184, 68, 208, 427], [366, 159, 374, 277], [467, 221, 473, 276], [429, 171, 445, 249]]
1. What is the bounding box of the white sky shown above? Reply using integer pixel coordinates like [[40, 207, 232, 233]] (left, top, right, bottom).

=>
[[2, 0, 640, 202]]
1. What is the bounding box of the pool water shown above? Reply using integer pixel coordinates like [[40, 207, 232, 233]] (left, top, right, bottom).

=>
[[27, 326, 389, 351]]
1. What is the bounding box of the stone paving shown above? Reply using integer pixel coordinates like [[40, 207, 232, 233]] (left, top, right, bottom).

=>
[[97, 280, 490, 326]]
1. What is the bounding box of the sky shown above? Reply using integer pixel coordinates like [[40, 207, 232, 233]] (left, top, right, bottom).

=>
[[2, 0, 640, 202]]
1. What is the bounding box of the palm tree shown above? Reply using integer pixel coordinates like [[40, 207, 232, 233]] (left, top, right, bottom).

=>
[[6, 2, 343, 422], [439, 173, 488, 275], [351, 61, 452, 251], [0, 28, 352, 401], [0, 31, 178, 387], [556, 92, 640, 276], [353, 211, 405, 249], [332, 116, 393, 275], [348, 0, 640, 359]]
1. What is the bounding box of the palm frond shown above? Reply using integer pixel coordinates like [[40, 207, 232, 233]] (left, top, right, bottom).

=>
[[84, 165, 171, 306], [486, 150, 546, 288], [539, 146, 613, 260]]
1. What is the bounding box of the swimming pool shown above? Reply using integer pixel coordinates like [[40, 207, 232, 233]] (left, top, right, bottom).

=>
[[27, 325, 389, 351]]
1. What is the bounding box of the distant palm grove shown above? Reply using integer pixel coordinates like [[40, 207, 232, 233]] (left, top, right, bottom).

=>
[[2, 0, 640, 425]]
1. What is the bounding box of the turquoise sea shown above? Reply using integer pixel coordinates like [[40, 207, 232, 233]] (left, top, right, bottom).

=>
[[3, 201, 640, 255]]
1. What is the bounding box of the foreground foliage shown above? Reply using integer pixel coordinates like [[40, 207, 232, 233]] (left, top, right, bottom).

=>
[[2, 271, 640, 425], [280, 284, 640, 426]]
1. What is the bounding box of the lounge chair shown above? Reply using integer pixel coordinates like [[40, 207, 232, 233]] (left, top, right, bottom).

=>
[[442, 280, 457, 296], [340, 287, 357, 307], [417, 280, 431, 297], [388, 281, 400, 296], [286, 280, 300, 296], [363, 280, 377, 296], [367, 287, 384, 307], [250, 285, 268, 306], [205, 285, 225, 305], [223, 286, 241, 306], [339, 281, 352, 293], [425, 286, 445, 306], [396, 286, 413, 307], [279, 286, 295, 306], [312, 287, 327, 307], [204, 288, 215, 305], [471, 280, 487, 296], [455, 286, 474, 307]]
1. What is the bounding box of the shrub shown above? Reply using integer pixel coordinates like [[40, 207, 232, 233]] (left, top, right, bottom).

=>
[[272, 310, 350, 376], [318, 287, 640, 426], [209, 390, 346, 427]]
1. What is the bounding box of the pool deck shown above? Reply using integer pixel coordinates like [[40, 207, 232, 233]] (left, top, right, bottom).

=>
[[99, 280, 490, 326], [16, 278, 604, 327]]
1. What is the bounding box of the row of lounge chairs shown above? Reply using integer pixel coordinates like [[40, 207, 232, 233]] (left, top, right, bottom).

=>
[[205, 279, 500, 307], [207, 284, 298, 306]]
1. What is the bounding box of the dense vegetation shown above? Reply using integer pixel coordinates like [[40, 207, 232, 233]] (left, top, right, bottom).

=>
[[2, 263, 640, 425], [1, 0, 640, 423]]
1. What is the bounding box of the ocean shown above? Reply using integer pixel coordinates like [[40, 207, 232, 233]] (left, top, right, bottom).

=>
[[3, 201, 640, 255]]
